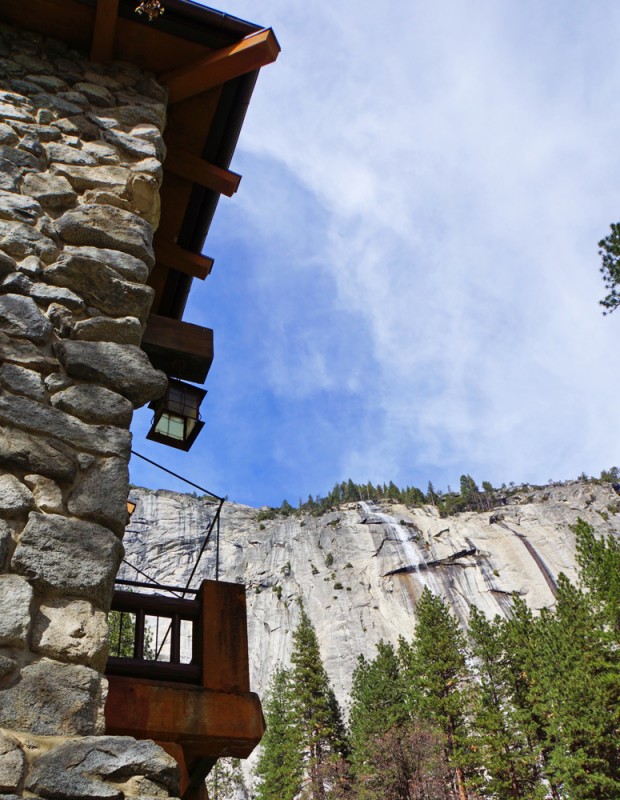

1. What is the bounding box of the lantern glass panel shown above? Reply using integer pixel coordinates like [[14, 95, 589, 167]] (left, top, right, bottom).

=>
[[154, 412, 186, 441], [167, 384, 200, 420]]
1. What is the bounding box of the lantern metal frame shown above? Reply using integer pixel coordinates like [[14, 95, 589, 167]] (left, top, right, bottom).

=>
[[146, 378, 207, 451]]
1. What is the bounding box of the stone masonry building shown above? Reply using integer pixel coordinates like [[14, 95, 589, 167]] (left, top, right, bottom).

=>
[[0, 1, 278, 797]]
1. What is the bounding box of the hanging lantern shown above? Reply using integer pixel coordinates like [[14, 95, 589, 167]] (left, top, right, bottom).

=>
[[147, 379, 207, 451]]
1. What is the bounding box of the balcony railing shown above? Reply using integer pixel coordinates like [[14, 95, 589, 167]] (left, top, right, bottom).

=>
[[105, 578, 251, 693], [107, 586, 202, 684]]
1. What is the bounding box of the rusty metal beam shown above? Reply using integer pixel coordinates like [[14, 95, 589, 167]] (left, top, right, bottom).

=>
[[105, 677, 265, 757], [160, 28, 280, 105]]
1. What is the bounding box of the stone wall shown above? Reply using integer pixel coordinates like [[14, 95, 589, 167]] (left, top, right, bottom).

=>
[[0, 732, 179, 800], [0, 23, 180, 799]]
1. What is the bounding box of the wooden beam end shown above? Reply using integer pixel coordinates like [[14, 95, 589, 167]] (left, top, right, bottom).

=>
[[162, 27, 282, 106], [164, 144, 242, 197], [259, 28, 281, 64], [154, 235, 214, 281]]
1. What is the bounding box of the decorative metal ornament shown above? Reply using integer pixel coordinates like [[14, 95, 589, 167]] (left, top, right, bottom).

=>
[[135, 0, 164, 22]]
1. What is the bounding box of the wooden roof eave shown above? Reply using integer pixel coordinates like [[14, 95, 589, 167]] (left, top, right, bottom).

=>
[[165, 144, 241, 198], [148, 24, 278, 321]]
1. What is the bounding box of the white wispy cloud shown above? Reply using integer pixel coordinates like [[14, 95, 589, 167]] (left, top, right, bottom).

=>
[[134, 0, 620, 505]]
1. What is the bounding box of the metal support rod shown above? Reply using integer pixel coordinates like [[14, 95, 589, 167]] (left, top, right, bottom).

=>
[[181, 497, 224, 595], [170, 614, 181, 663], [115, 578, 199, 594], [117, 611, 126, 657], [119, 559, 184, 597], [154, 619, 173, 662], [130, 449, 224, 502], [215, 512, 220, 581], [129, 449, 226, 592]]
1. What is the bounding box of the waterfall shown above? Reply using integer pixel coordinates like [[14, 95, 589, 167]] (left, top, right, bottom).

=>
[[358, 501, 510, 623], [359, 501, 441, 611]]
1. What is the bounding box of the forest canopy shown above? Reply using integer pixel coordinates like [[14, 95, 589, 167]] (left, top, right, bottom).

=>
[[257, 468, 620, 522], [250, 518, 620, 800]]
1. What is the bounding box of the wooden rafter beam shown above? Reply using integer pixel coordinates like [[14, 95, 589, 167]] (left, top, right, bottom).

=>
[[141, 314, 214, 383], [165, 143, 241, 197], [154, 235, 214, 280], [160, 28, 280, 105], [91, 0, 119, 63]]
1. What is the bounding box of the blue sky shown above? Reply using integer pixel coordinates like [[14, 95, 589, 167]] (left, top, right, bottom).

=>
[[131, 0, 620, 507]]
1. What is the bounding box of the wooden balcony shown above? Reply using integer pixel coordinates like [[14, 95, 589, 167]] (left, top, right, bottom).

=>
[[105, 580, 264, 799]]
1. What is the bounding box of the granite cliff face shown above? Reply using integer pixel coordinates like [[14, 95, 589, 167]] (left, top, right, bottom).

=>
[[122, 480, 620, 708]]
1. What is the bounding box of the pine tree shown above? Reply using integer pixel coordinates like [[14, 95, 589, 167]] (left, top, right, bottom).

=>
[[459, 475, 482, 511], [280, 499, 294, 516], [108, 609, 137, 658], [348, 640, 449, 799], [468, 606, 532, 799], [489, 537, 620, 800], [289, 604, 347, 799], [387, 481, 401, 502], [108, 606, 154, 659], [598, 221, 620, 313], [403, 486, 425, 506], [254, 666, 302, 800], [599, 466, 620, 482], [206, 758, 246, 800], [328, 483, 342, 507], [572, 517, 620, 638], [481, 482, 494, 511], [348, 642, 408, 789], [535, 575, 620, 799], [361, 722, 450, 800], [343, 479, 359, 503], [399, 588, 473, 800], [499, 596, 553, 798]]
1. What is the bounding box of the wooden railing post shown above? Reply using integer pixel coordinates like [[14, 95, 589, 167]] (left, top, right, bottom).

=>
[[135, 609, 145, 660], [171, 614, 181, 663], [198, 580, 250, 693]]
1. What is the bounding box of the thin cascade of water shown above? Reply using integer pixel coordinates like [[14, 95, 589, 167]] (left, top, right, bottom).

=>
[[360, 502, 512, 623], [359, 501, 442, 606]]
